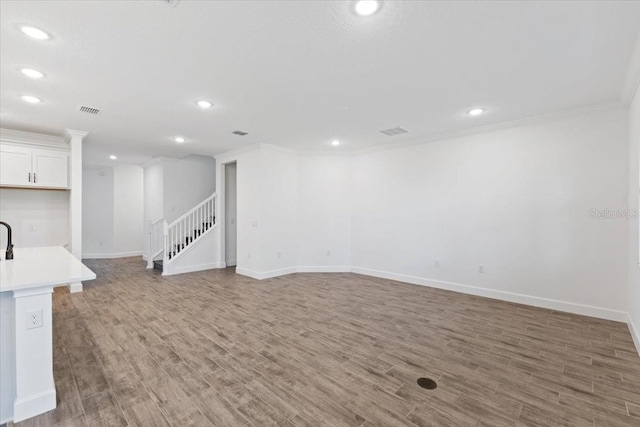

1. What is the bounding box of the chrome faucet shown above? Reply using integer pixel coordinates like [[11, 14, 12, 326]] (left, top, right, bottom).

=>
[[0, 222, 14, 260]]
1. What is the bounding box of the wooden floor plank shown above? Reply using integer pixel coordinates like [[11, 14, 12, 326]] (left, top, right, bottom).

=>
[[8, 257, 640, 426]]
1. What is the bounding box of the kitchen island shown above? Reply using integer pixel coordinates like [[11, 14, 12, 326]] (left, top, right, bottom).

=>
[[0, 246, 96, 423]]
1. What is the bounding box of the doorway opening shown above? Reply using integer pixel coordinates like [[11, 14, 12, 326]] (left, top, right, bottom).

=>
[[224, 162, 237, 268]]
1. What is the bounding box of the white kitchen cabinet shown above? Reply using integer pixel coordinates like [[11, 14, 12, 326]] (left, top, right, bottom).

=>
[[0, 144, 69, 189], [0, 145, 32, 187]]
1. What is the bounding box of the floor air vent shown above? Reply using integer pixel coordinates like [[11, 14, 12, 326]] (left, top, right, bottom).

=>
[[417, 378, 437, 390], [78, 106, 100, 115], [232, 131, 249, 136], [380, 126, 409, 136]]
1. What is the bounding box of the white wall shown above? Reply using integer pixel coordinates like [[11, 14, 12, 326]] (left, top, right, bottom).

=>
[[82, 168, 114, 255], [224, 163, 237, 266], [629, 84, 640, 350], [351, 109, 629, 321], [163, 155, 216, 223], [214, 110, 629, 323], [259, 146, 298, 275], [83, 166, 144, 258], [229, 147, 264, 274], [113, 167, 144, 255], [144, 162, 163, 224], [216, 145, 298, 278], [0, 189, 69, 250], [297, 154, 352, 270]]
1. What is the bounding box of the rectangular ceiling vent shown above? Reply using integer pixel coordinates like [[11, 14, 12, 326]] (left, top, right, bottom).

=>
[[379, 126, 409, 136], [78, 105, 100, 115], [232, 130, 249, 136]]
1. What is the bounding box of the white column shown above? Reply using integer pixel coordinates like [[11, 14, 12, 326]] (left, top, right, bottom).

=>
[[66, 129, 88, 293], [12, 286, 56, 422]]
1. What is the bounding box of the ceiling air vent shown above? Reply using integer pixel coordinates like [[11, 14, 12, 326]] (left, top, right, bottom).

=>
[[78, 105, 100, 115], [232, 131, 249, 136], [379, 126, 409, 136]]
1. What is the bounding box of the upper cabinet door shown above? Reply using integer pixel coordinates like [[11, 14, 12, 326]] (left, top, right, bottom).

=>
[[0, 144, 32, 187], [32, 149, 69, 188]]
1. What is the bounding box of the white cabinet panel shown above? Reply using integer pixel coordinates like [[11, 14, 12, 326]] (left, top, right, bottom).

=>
[[32, 150, 68, 188], [0, 144, 69, 189], [0, 145, 32, 186]]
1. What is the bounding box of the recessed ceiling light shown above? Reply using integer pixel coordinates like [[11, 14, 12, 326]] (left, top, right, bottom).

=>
[[174, 136, 186, 143], [355, 0, 380, 16], [21, 68, 45, 79], [21, 95, 41, 104], [467, 108, 485, 116], [109, 155, 117, 160], [196, 100, 212, 109], [20, 26, 50, 40], [330, 139, 341, 146]]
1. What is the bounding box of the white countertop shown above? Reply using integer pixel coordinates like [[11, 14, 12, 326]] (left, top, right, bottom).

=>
[[0, 246, 96, 292]]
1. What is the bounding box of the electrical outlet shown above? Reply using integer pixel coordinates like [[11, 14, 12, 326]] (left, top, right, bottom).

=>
[[326, 250, 331, 256], [434, 260, 440, 268], [277, 252, 281, 258], [247, 253, 251, 259], [29, 225, 36, 232], [478, 265, 485, 274], [26, 309, 43, 330]]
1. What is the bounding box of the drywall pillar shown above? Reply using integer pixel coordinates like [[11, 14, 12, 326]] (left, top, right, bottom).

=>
[[66, 129, 88, 293]]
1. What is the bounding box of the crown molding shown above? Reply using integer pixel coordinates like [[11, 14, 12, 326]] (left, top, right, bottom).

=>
[[259, 143, 297, 155], [65, 129, 89, 138], [140, 156, 176, 169], [297, 150, 354, 158], [352, 101, 625, 156], [0, 127, 67, 149], [214, 143, 262, 163]]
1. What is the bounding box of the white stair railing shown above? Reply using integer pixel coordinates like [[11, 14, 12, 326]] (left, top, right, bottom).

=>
[[163, 193, 216, 264], [146, 219, 165, 268]]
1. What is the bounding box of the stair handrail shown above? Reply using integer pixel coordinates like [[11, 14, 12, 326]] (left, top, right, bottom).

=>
[[166, 193, 217, 228], [163, 193, 217, 265]]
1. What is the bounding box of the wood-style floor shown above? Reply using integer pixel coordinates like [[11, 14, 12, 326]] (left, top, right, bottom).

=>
[[9, 257, 640, 427]]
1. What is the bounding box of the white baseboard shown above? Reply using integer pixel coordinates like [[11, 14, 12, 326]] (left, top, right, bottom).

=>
[[236, 266, 297, 280], [156, 259, 630, 325], [13, 387, 56, 423], [296, 265, 352, 273], [83, 251, 143, 260], [629, 314, 640, 357], [351, 266, 628, 323], [226, 259, 236, 266], [236, 265, 351, 279], [164, 262, 226, 276]]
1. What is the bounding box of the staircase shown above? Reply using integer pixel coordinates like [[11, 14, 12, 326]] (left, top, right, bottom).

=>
[[146, 193, 217, 275]]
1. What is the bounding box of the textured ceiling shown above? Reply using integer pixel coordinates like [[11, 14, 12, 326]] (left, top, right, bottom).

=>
[[1, 0, 639, 165]]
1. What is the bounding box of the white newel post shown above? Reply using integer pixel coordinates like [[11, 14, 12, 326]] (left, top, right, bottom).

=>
[[66, 129, 88, 293], [12, 286, 56, 422]]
